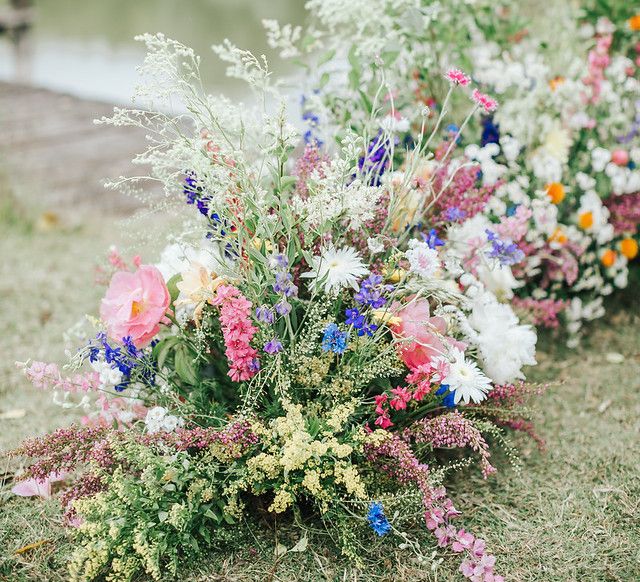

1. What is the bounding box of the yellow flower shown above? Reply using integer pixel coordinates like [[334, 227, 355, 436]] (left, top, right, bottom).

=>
[[549, 76, 565, 91], [578, 211, 594, 230], [176, 262, 225, 322], [600, 249, 617, 268], [382, 267, 405, 283], [371, 308, 402, 326], [546, 182, 565, 204]]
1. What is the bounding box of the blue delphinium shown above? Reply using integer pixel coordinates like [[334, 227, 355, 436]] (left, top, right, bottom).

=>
[[321, 323, 349, 354], [485, 229, 525, 266], [444, 206, 467, 222], [263, 338, 283, 354], [367, 502, 391, 536], [358, 130, 393, 186], [345, 307, 378, 337], [422, 228, 445, 249], [436, 384, 456, 408]]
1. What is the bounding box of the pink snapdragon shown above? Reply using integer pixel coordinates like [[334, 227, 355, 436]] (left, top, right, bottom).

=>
[[212, 285, 260, 382], [471, 89, 498, 113], [446, 68, 471, 86], [100, 264, 170, 347]]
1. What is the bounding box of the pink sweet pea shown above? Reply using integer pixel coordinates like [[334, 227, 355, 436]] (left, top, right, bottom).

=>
[[100, 265, 170, 347], [12, 471, 67, 499]]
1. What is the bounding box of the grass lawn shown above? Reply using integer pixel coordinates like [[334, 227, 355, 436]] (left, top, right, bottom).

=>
[[1, 193, 638, 581]]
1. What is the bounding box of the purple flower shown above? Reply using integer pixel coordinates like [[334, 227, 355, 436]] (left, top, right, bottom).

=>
[[444, 206, 467, 222], [274, 300, 292, 316], [263, 338, 283, 354], [255, 306, 275, 324], [422, 228, 445, 249], [354, 274, 392, 309], [485, 230, 525, 266]]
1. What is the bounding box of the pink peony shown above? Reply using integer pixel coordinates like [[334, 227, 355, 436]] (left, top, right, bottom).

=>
[[100, 265, 170, 347], [611, 149, 629, 166], [391, 299, 465, 370]]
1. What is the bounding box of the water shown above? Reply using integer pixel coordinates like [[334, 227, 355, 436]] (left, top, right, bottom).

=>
[[0, 0, 306, 104]]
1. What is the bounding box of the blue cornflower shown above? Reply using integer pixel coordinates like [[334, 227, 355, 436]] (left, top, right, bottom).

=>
[[480, 116, 500, 147], [421, 228, 445, 249], [367, 502, 391, 536], [436, 384, 456, 408], [444, 206, 467, 222], [485, 230, 525, 266], [263, 338, 283, 354], [321, 323, 349, 354]]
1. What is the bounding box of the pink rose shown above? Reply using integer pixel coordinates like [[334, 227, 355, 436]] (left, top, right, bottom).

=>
[[391, 298, 465, 369], [100, 265, 170, 347]]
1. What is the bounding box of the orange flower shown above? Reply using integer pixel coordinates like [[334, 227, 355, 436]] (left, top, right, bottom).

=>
[[578, 211, 594, 230], [548, 228, 567, 245], [630, 14, 640, 31], [549, 76, 565, 91], [620, 238, 639, 260], [600, 249, 617, 268], [546, 182, 565, 204]]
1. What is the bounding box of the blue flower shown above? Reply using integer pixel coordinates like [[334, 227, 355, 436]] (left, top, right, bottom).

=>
[[358, 130, 393, 186], [421, 228, 445, 249], [485, 229, 525, 266], [354, 274, 391, 309], [444, 206, 467, 222], [367, 502, 391, 536], [321, 323, 349, 354], [436, 384, 456, 408], [255, 306, 275, 324], [481, 115, 500, 147], [345, 307, 378, 337]]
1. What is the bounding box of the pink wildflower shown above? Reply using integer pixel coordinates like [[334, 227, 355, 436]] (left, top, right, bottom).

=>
[[18, 361, 100, 393], [446, 68, 471, 86], [100, 264, 170, 347], [212, 285, 260, 382], [471, 89, 498, 113], [389, 386, 412, 411]]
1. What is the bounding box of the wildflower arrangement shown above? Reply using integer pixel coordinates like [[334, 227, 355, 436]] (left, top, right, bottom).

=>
[[10, 35, 544, 581], [283, 1, 640, 344]]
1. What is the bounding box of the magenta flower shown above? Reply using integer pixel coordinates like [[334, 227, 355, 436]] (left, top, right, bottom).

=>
[[446, 68, 471, 86], [472, 89, 498, 113]]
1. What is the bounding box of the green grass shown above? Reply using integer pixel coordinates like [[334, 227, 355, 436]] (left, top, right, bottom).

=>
[[1, 219, 639, 581]]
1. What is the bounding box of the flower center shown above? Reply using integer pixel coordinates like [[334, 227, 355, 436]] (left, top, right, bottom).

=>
[[131, 300, 145, 317]]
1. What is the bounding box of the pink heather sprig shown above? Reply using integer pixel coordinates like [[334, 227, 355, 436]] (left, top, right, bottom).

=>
[[407, 412, 497, 479], [365, 435, 501, 581], [471, 89, 498, 113], [604, 192, 640, 234], [17, 361, 100, 393], [511, 297, 568, 329], [60, 472, 105, 524], [140, 420, 258, 458], [294, 142, 329, 198], [212, 285, 260, 382], [445, 68, 471, 86]]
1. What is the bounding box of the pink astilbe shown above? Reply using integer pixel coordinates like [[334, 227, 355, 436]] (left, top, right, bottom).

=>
[[365, 434, 502, 581], [604, 192, 640, 235], [471, 89, 498, 113], [511, 297, 568, 329], [406, 412, 496, 479], [17, 361, 100, 393], [211, 285, 260, 382]]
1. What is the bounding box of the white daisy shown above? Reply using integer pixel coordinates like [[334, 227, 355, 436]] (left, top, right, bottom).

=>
[[438, 349, 493, 405], [301, 245, 369, 294]]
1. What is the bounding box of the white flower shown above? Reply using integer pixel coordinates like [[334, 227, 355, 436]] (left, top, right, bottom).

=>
[[475, 263, 522, 301], [90, 359, 124, 391], [591, 147, 611, 172], [406, 240, 440, 279], [145, 406, 183, 434], [467, 290, 537, 383], [437, 349, 493, 405], [367, 237, 385, 255], [301, 246, 368, 294]]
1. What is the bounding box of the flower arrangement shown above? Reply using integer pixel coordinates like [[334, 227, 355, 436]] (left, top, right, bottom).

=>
[[282, 1, 640, 345], [9, 35, 545, 581]]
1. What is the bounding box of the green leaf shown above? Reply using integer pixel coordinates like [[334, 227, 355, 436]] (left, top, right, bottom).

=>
[[279, 175, 298, 192], [166, 274, 182, 304], [174, 345, 199, 386], [158, 511, 168, 523], [318, 49, 336, 66], [318, 72, 330, 89], [289, 536, 308, 553]]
